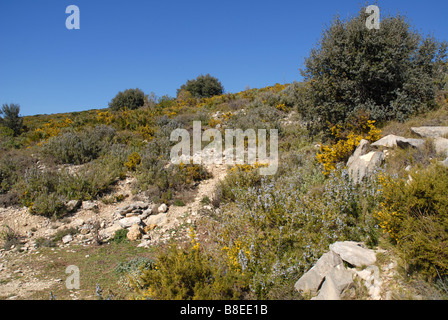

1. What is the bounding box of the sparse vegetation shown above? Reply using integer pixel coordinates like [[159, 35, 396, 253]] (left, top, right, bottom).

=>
[[1, 5, 448, 301]]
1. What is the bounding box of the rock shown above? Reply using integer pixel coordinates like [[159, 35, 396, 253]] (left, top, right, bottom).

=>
[[347, 139, 370, 168], [127, 224, 143, 241], [144, 213, 167, 226], [62, 234, 73, 244], [158, 203, 168, 213], [66, 200, 81, 213], [71, 218, 85, 228], [99, 224, 122, 240], [117, 205, 134, 216], [329, 241, 376, 267], [132, 201, 149, 210], [371, 135, 401, 148], [396, 138, 425, 149], [82, 201, 97, 211], [311, 274, 340, 300], [441, 157, 448, 167], [433, 137, 448, 156], [294, 251, 343, 295], [348, 151, 384, 184], [312, 265, 353, 300], [143, 224, 157, 233], [117, 217, 141, 229], [371, 134, 425, 149], [411, 126, 448, 138], [139, 208, 153, 220]]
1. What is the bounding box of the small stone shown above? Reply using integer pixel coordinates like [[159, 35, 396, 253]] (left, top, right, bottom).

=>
[[158, 203, 168, 213], [62, 234, 73, 244], [127, 224, 143, 241], [143, 224, 157, 233], [118, 217, 141, 228], [66, 200, 82, 213], [82, 201, 97, 211]]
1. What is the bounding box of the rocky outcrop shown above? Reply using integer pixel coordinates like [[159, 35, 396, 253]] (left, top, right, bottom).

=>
[[371, 134, 425, 149], [411, 126, 448, 138], [329, 241, 376, 267], [433, 137, 448, 156], [295, 241, 381, 300], [347, 127, 448, 184], [347, 142, 384, 184]]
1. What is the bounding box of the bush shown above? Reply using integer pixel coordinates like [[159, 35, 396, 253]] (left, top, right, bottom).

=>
[[112, 229, 129, 244], [109, 88, 146, 111], [178, 74, 224, 99], [316, 117, 382, 175], [42, 125, 117, 165], [212, 165, 380, 298], [299, 8, 448, 128], [376, 164, 448, 279], [130, 241, 247, 300], [0, 103, 23, 136]]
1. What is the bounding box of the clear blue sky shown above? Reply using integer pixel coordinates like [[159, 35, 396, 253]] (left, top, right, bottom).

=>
[[1, 0, 447, 116]]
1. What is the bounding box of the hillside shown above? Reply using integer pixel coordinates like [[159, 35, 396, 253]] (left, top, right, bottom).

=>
[[1, 82, 448, 300], [2, 8, 448, 301]]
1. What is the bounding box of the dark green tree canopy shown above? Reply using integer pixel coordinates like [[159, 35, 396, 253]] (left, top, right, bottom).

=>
[[109, 88, 146, 111], [0, 103, 23, 136], [178, 74, 224, 98], [299, 9, 448, 127]]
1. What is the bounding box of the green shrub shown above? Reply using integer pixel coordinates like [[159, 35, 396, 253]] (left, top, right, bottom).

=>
[[112, 229, 129, 244], [1, 225, 20, 250], [178, 74, 224, 98], [130, 242, 247, 300], [42, 125, 117, 165], [1, 103, 23, 136], [299, 8, 448, 128], [115, 257, 155, 275], [377, 164, 448, 280], [109, 88, 146, 111]]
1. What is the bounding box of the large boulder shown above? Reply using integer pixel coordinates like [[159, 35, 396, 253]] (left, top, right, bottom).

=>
[[294, 251, 343, 295], [434, 137, 448, 156], [348, 151, 384, 184], [411, 126, 448, 138], [329, 241, 376, 267], [347, 139, 370, 168], [371, 134, 425, 149], [311, 265, 354, 300]]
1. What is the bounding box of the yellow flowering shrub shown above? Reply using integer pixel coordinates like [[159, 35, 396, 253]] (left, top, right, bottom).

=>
[[34, 118, 73, 144], [316, 119, 382, 175], [124, 152, 141, 171], [375, 164, 448, 279]]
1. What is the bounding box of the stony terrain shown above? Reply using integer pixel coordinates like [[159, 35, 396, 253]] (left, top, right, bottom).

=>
[[0, 160, 227, 299], [1, 125, 448, 300]]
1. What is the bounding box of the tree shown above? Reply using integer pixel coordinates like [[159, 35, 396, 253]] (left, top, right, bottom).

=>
[[109, 88, 145, 111], [177, 74, 224, 98], [0, 103, 23, 136], [299, 8, 448, 129]]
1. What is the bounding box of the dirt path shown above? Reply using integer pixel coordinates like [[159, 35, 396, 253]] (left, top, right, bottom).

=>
[[140, 163, 228, 246]]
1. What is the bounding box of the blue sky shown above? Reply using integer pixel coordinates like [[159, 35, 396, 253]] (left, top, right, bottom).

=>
[[1, 1, 447, 116]]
